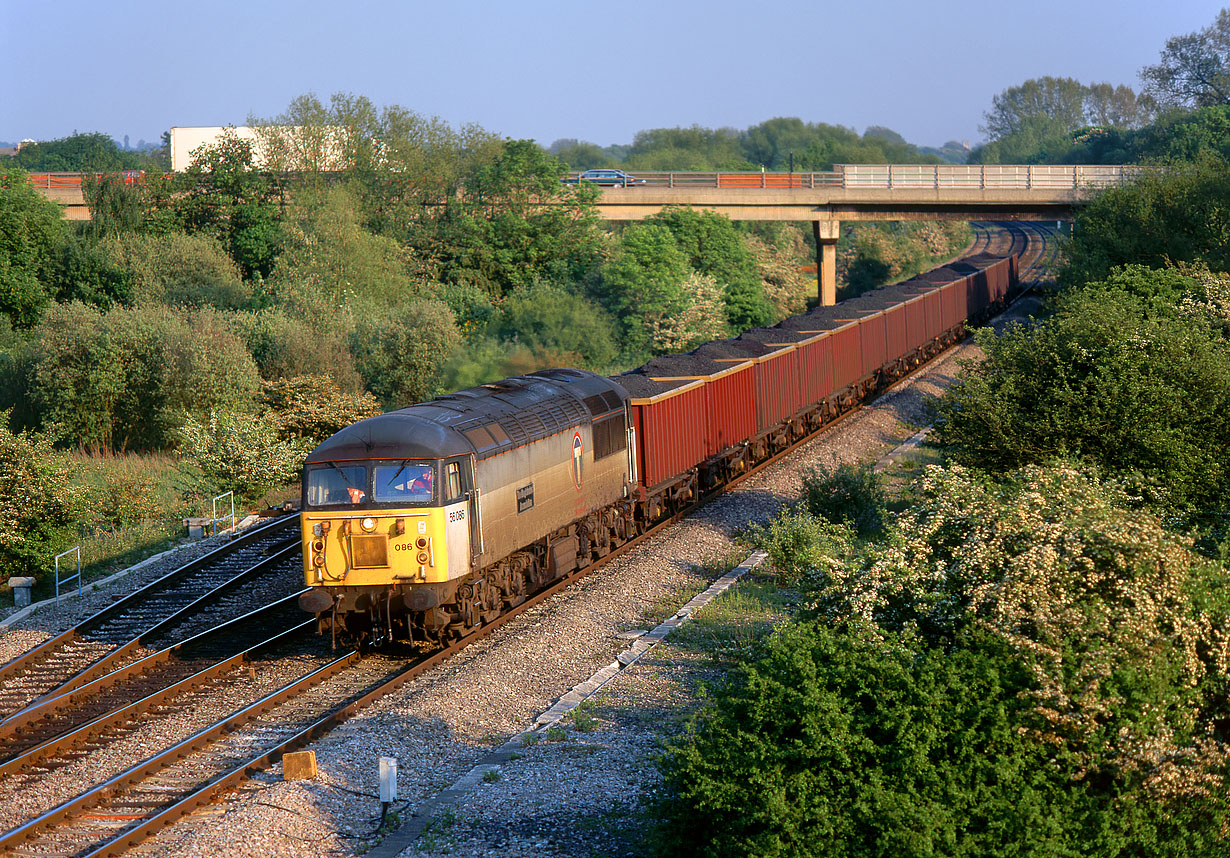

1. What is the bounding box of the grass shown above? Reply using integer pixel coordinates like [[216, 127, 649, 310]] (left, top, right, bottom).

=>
[[667, 579, 795, 666], [417, 807, 458, 852]]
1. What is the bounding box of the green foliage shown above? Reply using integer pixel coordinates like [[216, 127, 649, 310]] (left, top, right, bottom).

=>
[[649, 206, 773, 331], [598, 222, 692, 355], [170, 130, 284, 278], [625, 126, 751, 171], [654, 622, 1081, 858], [1141, 9, 1230, 110], [0, 419, 85, 581], [426, 139, 604, 298], [349, 300, 461, 408], [933, 272, 1230, 523], [267, 183, 420, 309], [258, 374, 382, 446], [0, 167, 66, 327], [746, 508, 853, 588], [12, 132, 148, 172], [1061, 157, 1230, 287], [658, 464, 1230, 857], [840, 221, 972, 297], [176, 411, 308, 504], [491, 281, 619, 369], [29, 303, 260, 452], [47, 233, 131, 309], [101, 232, 249, 310], [227, 307, 363, 389], [799, 461, 888, 539]]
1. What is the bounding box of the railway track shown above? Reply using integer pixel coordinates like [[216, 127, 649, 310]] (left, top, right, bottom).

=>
[[0, 224, 1055, 857], [0, 516, 300, 722]]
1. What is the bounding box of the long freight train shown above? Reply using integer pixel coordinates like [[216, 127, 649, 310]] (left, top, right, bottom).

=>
[[297, 252, 1018, 646]]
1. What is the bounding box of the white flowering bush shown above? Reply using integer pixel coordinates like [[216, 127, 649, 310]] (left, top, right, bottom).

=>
[[805, 462, 1230, 801], [176, 411, 311, 504]]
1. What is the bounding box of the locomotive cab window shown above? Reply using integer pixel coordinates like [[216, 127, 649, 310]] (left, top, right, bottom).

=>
[[373, 462, 436, 505], [307, 465, 368, 507], [443, 460, 465, 503]]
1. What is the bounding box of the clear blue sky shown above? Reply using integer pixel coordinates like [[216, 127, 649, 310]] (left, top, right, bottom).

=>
[[1, 0, 1224, 151]]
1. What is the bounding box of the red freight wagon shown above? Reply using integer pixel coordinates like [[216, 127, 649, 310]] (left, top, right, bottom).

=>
[[619, 376, 708, 490], [882, 302, 908, 365], [853, 311, 887, 379], [697, 341, 802, 434], [738, 328, 834, 413], [786, 318, 861, 393], [939, 277, 970, 331], [902, 295, 927, 353], [643, 355, 758, 460], [827, 321, 862, 391]]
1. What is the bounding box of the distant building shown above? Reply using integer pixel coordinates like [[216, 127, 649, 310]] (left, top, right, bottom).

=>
[[169, 126, 347, 172], [0, 147, 15, 158]]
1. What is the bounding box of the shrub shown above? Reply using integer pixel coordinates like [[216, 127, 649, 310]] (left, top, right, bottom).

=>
[[176, 411, 309, 503], [492, 281, 620, 368], [259, 374, 382, 446], [808, 462, 1230, 805], [349, 299, 461, 408], [101, 232, 250, 310], [933, 271, 1230, 524], [228, 307, 364, 390], [799, 461, 888, 539], [30, 303, 260, 452], [0, 419, 85, 581], [654, 623, 1082, 858], [746, 508, 852, 588]]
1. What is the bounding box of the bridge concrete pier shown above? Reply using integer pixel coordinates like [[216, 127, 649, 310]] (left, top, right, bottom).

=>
[[812, 220, 839, 306]]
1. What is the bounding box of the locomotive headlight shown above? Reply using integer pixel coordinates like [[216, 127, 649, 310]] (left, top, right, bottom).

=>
[[361, 516, 377, 532], [313, 552, 325, 568], [311, 539, 324, 553], [417, 551, 429, 564]]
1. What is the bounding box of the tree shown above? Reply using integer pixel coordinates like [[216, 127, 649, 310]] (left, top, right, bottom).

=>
[[1085, 81, 1151, 128], [648, 206, 774, 331], [430, 139, 604, 297], [0, 167, 65, 327], [12, 132, 146, 172], [933, 270, 1230, 523], [491, 281, 619, 369], [1141, 9, 1230, 109], [981, 76, 1091, 141], [348, 300, 461, 408], [101, 232, 248, 309], [1061, 156, 1230, 286], [598, 222, 692, 356], [172, 130, 284, 278]]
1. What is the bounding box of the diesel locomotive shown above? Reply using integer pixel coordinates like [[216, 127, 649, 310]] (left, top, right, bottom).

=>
[[297, 369, 636, 646]]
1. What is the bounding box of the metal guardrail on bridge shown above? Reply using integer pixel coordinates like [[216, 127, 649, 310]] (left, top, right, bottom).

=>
[[566, 164, 1143, 191]]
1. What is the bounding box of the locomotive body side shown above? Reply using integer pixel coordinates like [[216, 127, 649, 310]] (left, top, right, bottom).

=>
[[299, 369, 632, 645]]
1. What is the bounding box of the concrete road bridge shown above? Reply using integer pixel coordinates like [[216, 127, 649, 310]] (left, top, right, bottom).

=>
[[581, 164, 1140, 303], [34, 164, 1139, 304]]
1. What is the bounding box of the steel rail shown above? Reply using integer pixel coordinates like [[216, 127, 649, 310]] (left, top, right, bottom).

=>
[[0, 618, 318, 780], [0, 517, 298, 719], [0, 589, 310, 754]]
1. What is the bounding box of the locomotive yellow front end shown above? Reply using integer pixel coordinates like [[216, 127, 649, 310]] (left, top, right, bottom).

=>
[[297, 410, 483, 646], [302, 461, 447, 588]]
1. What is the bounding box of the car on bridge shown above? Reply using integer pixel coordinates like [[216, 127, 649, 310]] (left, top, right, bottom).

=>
[[562, 169, 645, 187]]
